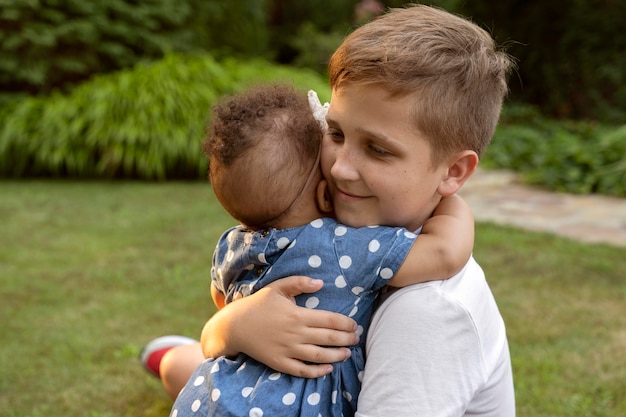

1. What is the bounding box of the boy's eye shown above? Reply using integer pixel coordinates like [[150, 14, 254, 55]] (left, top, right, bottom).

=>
[[327, 129, 344, 142], [368, 144, 391, 157]]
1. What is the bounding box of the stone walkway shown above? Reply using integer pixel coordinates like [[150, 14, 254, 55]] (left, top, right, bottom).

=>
[[458, 169, 626, 247]]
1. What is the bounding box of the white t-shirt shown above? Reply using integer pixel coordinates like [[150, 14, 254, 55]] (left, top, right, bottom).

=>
[[356, 256, 515, 417]]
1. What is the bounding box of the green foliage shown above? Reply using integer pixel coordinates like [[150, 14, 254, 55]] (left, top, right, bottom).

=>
[[0, 0, 270, 95], [0, 0, 185, 93], [267, 0, 359, 65], [5, 0, 625, 127], [288, 22, 345, 75], [461, 0, 626, 123], [482, 104, 626, 197], [180, 0, 269, 59], [0, 53, 330, 180]]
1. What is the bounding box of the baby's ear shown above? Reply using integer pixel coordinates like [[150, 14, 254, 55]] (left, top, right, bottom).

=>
[[316, 179, 334, 213], [438, 150, 479, 197]]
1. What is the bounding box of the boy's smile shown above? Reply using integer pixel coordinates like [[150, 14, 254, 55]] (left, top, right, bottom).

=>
[[321, 83, 452, 232]]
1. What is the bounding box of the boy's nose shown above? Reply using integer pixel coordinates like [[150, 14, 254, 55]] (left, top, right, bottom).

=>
[[330, 147, 360, 182]]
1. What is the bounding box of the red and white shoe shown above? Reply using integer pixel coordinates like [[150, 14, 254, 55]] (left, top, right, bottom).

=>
[[139, 335, 197, 378]]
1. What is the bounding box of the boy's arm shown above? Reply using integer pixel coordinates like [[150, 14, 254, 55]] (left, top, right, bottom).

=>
[[389, 194, 474, 287]]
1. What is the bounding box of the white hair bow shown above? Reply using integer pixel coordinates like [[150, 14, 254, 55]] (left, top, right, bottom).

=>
[[307, 90, 329, 131]]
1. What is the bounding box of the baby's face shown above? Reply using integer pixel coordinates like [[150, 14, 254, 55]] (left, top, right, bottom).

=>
[[321, 83, 449, 231]]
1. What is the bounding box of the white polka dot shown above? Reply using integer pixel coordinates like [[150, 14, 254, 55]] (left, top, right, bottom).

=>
[[288, 239, 297, 248], [269, 372, 281, 380], [307, 392, 321, 405], [368, 225, 379, 229], [305, 297, 320, 308], [258, 252, 267, 264], [343, 391, 353, 402], [211, 388, 221, 402], [238, 362, 247, 372], [335, 275, 347, 288], [351, 286, 364, 295], [380, 268, 394, 279], [245, 263, 254, 270], [283, 392, 297, 405], [368, 239, 381, 252], [339, 255, 352, 269], [226, 250, 235, 262], [404, 231, 417, 239], [210, 362, 220, 373], [334, 226, 347, 236], [349, 306, 358, 317], [311, 218, 324, 228], [242, 386, 253, 397], [193, 376, 205, 386], [244, 233, 253, 244], [216, 267, 223, 281], [277, 237, 290, 249], [358, 370, 364, 382], [249, 407, 264, 417], [192, 399, 202, 411], [356, 325, 364, 336], [171, 409, 178, 417], [308, 255, 322, 268], [332, 390, 338, 404]]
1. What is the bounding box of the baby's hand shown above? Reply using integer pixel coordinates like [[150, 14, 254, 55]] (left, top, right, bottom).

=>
[[203, 276, 358, 378]]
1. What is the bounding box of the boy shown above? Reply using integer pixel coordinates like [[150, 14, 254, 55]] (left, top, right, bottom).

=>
[[194, 5, 516, 416], [168, 83, 473, 416]]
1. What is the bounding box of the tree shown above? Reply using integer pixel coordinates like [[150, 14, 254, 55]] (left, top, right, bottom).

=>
[[462, 0, 626, 122], [0, 0, 268, 96]]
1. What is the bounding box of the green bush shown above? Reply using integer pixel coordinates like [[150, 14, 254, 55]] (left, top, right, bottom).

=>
[[288, 22, 345, 76], [0, 53, 330, 180], [0, 0, 269, 96], [461, 0, 626, 123], [482, 105, 626, 197]]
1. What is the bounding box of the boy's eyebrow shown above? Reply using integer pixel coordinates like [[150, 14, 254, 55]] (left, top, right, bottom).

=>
[[325, 115, 340, 127]]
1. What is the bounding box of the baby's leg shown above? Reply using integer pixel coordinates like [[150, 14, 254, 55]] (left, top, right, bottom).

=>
[[161, 342, 204, 399]]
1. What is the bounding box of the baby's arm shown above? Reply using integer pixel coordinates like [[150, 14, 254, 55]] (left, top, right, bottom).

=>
[[201, 276, 358, 376], [389, 194, 474, 287]]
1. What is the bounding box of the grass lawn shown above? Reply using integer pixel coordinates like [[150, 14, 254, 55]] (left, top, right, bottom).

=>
[[1, 181, 625, 417]]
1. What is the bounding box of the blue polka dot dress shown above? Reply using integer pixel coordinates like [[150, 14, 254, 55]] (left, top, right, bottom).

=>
[[171, 218, 417, 417]]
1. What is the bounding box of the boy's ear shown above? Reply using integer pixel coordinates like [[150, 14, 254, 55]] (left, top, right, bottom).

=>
[[316, 179, 334, 213], [437, 150, 479, 197]]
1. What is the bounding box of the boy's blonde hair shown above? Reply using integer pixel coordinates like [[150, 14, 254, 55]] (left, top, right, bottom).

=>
[[329, 4, 513, 164], [205, 84, 322, 229]]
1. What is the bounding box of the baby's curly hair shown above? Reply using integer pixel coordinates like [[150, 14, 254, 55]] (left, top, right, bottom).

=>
[[204, 83, 322, 229]]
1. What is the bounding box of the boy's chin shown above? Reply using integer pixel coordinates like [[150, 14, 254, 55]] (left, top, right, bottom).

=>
[[335, 213, 375, 228]]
